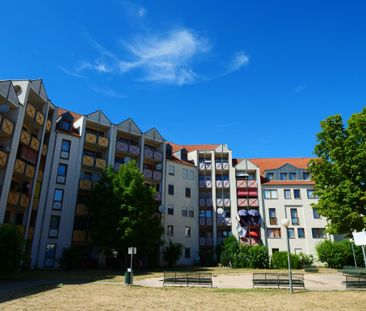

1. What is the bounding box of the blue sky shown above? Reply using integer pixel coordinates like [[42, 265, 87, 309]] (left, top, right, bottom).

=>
[[1, 1, 365, 158]]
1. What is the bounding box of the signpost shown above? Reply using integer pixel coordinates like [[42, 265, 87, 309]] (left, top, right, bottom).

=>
[[125, 247, 137, 285], [352, 231, 366, 267]]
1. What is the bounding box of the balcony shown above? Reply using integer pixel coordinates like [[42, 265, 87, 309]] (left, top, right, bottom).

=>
[[215, 162, 229, 171], [153, 151, 163, 162], [144, 148, 154, 160], [25, 164, 35, 179], [82, 155, 94, 167], [42, 144, 47, 156], [0, 150, 8, 167], [73, 230, 87, 242], [153, 170, 161, 181], [269, 217, 278, 225], [199, 162, 212, 170], [116, 141, 140, 157], [199, 237, 213, 246], [97, 136, 109, 148], [76, 204, 88, 215], [129, 144, 140, 156], [143, 168, 153, 179], [85, 132, 97, 144], [19, 194, 30, 208], [199, 218, 213, 226], [37, 170, 43, 182], [199, 180, 212, 188], [7, 192, 20, 205], [199, 198, 213, 207], [14, 159, 26, 175], [26, 104, 36, 119], [237, 189, 258, 197], [46, 120, 52, 132], [154, 192, 161, 201], [35, 111, 44, 126], [238, 198, 259, 207], [217, 216, 232, 227], [236, 180, 257, 188], [216, 198, 231, 207], [95, 158, 107, 170], [216, 180, 230, 188], [79, 179, 92, 190], [0, 117, 14, 137], [20, 130, 31, 145], [30, 137, 40, 151]]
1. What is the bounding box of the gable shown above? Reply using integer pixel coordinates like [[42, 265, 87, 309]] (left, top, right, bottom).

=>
[[30, 79, 48, 102], [86, 110, 111, 126], [144, 128, 164, 143], [118, 118, 142, 136], [0, 81, 19, 107], [215, 144, 230, 153], [235, 159, 258, 171]]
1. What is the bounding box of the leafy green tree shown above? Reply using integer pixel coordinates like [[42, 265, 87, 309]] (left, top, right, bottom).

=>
[[87, 161, 163, 264], [0, 224, 24, 277], [309, 108, 366, 234], [163, 240, 184, 267]]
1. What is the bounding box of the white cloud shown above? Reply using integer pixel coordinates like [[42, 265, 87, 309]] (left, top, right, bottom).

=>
[[137, 7, 146, 17], [228, 52, 249, 72], [90, 85, 126, 99]]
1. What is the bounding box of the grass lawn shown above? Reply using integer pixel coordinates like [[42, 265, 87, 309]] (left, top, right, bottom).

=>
[[1, 283, 366, 311]]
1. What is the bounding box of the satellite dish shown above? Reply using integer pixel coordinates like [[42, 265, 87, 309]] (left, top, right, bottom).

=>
[[217, 207, 224, 215], [0, 104, 10, 113], [124, 157, 131, 163], [158, 204, 165, 213]]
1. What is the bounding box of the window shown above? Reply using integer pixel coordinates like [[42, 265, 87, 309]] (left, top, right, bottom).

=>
[[267, 228, 281, 238], [280, 173, 287, 180], [307, 189, 318, 199], [182, 207, 187, 217], [185, 226, 191, 237], [303, 172, 310, 180], [185, 248, 191, 259], [185, 187, 191, 198], [264, 189, 278, 199], [168, 165, 175, 176], [312, 228, 326, 239], [56, 164, 67, 184], [294, 248, 303, 254], [59, 119, 72, 131], [284, 189, 291, 199], [313, 208, 321, 219], [182, 168, 188, 179], [167, 204, 174, 215], [272, 248, 279, 254], [298, 228, 305, 238], [53, 189, 64, 210], [269, 208, 277, 225], [60, 139, 71, 159], [168, 184, 174, 195], [188, 208, 194, 218], [167, 225, 174, 236], [44, 244, 57, 267], [288, 228, 295, 239], [188, 170, 194, 181], [293, 189, 301, 199], [289, 172, 296, 180], [48, 215, 60, 238], [266, 172, 274, 180], [290, 208, 299, 225]]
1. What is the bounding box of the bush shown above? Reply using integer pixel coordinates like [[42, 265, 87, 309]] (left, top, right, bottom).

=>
[[218, 235, 239, 267], [0, 224, 24, 277], [163, 240, 183, 267], [316, 240, 363, 269], [60, 246, 91, 270], [232, 245, 269, 269], [271, 251, 300, 269], [299, 253, 314, 268]]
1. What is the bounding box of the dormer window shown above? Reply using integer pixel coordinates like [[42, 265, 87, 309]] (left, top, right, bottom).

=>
[[60, 120, 72, 131], [280, 173, 287, 180], [57, 112, 74, 132], [266, 172, 274, 180]]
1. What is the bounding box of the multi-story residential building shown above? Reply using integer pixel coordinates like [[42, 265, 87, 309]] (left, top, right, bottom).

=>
[[250, 158, 328, 257], [0, 79, 330, 268], [163, 146, 199, 265]]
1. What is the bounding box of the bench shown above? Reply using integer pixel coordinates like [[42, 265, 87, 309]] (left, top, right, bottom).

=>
[[340, 266, 366, 276], [304, 265, 319, 273], [163, 272, 213, 287], [342, 274, 366, 289], [252, 273, 305, 289]]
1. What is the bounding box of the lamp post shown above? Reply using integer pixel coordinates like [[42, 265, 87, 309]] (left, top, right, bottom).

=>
[[281, 218, 293, 294]]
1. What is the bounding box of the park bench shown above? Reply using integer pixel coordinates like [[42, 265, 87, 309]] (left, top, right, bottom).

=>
[[163, 272, 213, 287], [304, 265, 318, 273], [340, 266, 366, 276], [342, 274, 366, 289], [252, 273, 305, 289]]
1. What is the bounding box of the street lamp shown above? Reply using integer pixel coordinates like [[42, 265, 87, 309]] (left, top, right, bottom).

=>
[[281, 218, 293, 294]]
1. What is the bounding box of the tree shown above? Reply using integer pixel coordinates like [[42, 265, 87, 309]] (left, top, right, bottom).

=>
[[163, 240, 184, 267], [0, 224, 24, 277], [309, 108, 366, 234], [87, 161, 163, 264]]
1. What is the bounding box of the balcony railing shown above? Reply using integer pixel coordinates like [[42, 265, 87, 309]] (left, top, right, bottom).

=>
[[199, 218, 213, 226], [73, 230, 87, 242], [153, 170, 161, 181], [97, 136, 109, 148], [199, 198, 213, 207], [95, 158, 107, 170], [30, 137, 40, 151], [116, 141, 141, 156], [46, 120, 52, 132], [76, 204, 88, 215], [154, 192, 161, 201], [19, 194, 30, 208], [215, 162, 229, 170], [0, 117, 14, 137], [153, 151, 163, 161], [8, 192, 20, 205], [35, 111, 44, 126], [14, 159, 26, 175], [217, 216, 232, 226], [82, 155, 94, 167], [129, 144, 140, 156], [236, 180, 257, 188], [144, 148, 162, 161], [0, 150, 8, 167], [237, 198, 259, 207], [26, 104, 36, 119], [199, 162, 212, 170], [85, 132, 97, 144], [216, 198, 231, 207], [199, 237, 213, 246], [199, 180, 212, 188], [269, 217, 278, 225], [143, 168, 153, 179], [37, 170, 43, 182], [26, 104, 44, 127], [25, 164, 35, 179], [79, 179, 92, 190], [21, 130, 31, 145], [237, 189, 258, 197], [144, 148, 154, 159], [216, 180, 230, 188], [42, 144, 47, 156]]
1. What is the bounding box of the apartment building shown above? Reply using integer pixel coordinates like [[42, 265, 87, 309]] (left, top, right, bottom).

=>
[[251, 158, 328, 257], [0, 79, 330, 268], [163, 146, 199, 265]]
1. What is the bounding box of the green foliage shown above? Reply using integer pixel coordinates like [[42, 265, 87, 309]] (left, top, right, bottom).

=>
[[218, 236, 269, 269], [87, 161, 163, 261], [163, 240, 184, 267], [60, 246, 91, 270], [309, 108, 366, 234], [298, 253, 314, 268], [0, 224, 24, 277], [316, 240, 364, 269], [271, 251, 300, 269]]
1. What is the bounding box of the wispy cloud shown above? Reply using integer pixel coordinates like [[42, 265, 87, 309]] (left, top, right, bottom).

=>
[[227, 52, 249, 72], [89, 85, 126, 99], [59, 66, 85, 78], [137, 7, 146, 17], [293, 84, 307, 94]]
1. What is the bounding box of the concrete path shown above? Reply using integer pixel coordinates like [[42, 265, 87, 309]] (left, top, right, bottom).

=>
[[135, 273, 348, 291]]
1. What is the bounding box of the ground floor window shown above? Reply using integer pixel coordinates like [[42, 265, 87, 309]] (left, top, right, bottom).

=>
[[44, 243, 57, 267], [185, 248, 191, 259]]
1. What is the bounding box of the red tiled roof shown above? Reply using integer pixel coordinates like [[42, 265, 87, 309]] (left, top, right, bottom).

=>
[[262, 180, 315, 186], [250, 158, 314, 176], [169, 142, 222, 153], [169, 156, 196, 167], [57, 107, 83, 122]]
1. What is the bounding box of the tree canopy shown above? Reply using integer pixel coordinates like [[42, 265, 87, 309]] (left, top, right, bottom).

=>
[[87, 161, 163, 260], [309, 108, 366, 234]]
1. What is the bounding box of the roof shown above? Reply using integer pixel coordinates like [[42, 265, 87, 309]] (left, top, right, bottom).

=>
[[57, 107, 83, 122], [262, 180, 315, 186], [250, 158, 313, 176], [168, 156, 196, 167], [169, 142, 221, 153]]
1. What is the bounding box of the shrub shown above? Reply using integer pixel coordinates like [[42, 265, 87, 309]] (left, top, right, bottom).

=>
[[60, 246, 91, 270], [163, 240, 183, 267], [0, 224, 24, 277], [271, 251, 300, 269], [316, 240, 363, 268], [218, 235, 239, 267], [298, 253, 314, 268]]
